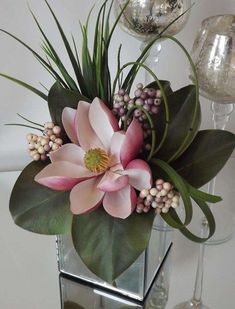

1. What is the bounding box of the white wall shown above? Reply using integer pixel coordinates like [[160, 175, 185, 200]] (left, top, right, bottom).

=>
[[0, 1, 235, 308]]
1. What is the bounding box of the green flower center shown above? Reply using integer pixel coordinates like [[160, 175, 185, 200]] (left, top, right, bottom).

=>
[[84, 148, 110, 173]]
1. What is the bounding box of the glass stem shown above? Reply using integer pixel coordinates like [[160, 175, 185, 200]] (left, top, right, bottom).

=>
[[190, 102, 235, 305], [140, 42, 162, 84], [208, 102, 234, 204], [191, 221, 207, 304]]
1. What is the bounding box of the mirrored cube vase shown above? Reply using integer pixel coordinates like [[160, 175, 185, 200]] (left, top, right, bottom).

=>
[[56, 217, 172, 301]]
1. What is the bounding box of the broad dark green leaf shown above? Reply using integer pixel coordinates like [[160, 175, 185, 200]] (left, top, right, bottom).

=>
[[48, 82, 90, 129], [173, 130, 235, 188], [146, 80, 173, 95], [72, 208, 155, 282], [156, 85, 201, 161], [10, 161, 72, 235]]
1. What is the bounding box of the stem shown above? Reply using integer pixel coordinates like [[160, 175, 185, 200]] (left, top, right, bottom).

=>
[[191, 219, 207, 304], [211, 102, 234, 130], [140, 42, 162, 85], [17, 113, 44, 128], [207, 102, 234, 208], [5, 123, 44, 132]]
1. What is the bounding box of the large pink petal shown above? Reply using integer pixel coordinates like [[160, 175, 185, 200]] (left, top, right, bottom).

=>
[[62, 107, 78, 144], [50, 144, 85, 166], [76, 101, 104, 151], [109, 131, 125, 167], [97, 171, 129, 192], [124, 159, 152, 191], [89, 98, 119, 149], [34, 161, 95, 191], [103, 185, 137, 219], [120, 118, 144, 167], [70, 177, 104, 214]]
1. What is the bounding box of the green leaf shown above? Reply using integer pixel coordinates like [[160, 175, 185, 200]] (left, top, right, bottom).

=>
[[145, 80, 173, 95], [186, 182, 222, 203], [173, 130, 235, 188], [0, 73, 47, 101], [9, 161, 72, 235], [162, 198, 215, 242], [48, 82, 90, 129], [156, 85, 201, 162], [72, 209, 155, 282]]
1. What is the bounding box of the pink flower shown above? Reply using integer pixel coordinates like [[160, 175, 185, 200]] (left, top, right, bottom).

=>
[[35, 98, 152, 219]]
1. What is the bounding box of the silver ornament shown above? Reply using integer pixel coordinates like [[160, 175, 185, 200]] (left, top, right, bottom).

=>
[[115, 0, 191, 42]]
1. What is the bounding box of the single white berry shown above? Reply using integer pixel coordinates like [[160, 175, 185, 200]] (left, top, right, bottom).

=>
[[140, 189, 149, 198], [150, 188, 157, 196], [151, 201, 158, 209], [172, 195, 180, 203], [162, 207, 169, 213], [52, 143, 59, 151], [52, 126, 61, 135], [44, 122, 54, 129], [160, 189, 168, 196], [33, 153, 40, 161], [163, 182, 171, 191], [38, 146, 45, 154], [55, 138, 63, 145]]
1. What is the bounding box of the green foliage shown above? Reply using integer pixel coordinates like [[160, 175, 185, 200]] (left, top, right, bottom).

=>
[[155, 85, 201, 161], [72, 208, 155, 282], [150, 159, 217, 242], [48, 82, 89, 131], [0, 73, 47, 101], [10, 161, 72, 235], [172, 130, 235, 188]]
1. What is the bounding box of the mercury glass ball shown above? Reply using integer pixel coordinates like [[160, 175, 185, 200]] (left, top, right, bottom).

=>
[[191, 15, 235, 104], [115, 0, 191, 42]]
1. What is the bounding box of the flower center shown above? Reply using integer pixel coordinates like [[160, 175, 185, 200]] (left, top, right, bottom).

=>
[[84, 148, 110, 173]]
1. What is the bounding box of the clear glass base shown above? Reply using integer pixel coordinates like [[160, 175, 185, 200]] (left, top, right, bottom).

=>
[[206, 207, 235, 245], [173, 300, 209, 309]]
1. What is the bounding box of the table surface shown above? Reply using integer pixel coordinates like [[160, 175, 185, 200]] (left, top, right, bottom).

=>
[[1, 170, 235, 309]]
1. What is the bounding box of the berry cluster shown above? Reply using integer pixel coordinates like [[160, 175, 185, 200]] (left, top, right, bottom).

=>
[[136, 179, 180, 215], [27, 122, 63, 161], [112, 84, 162, 131]]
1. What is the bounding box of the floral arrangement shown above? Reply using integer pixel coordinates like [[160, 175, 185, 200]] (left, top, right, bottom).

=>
[[3, 0, 235, 283]]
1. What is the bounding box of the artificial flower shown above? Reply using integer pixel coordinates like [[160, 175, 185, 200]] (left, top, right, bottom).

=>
[[35, 98, 152, 219]]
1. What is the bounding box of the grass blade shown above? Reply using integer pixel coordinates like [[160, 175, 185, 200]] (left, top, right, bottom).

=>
[[44, 0, 88, 96], [0, 29, 68, 88], [0, 73, 47, 101]]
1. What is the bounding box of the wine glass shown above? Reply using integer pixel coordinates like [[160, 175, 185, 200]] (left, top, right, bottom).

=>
[[115, 0, 191, 83], [173, 15, 235, 309], [191, 14, 235, 245]]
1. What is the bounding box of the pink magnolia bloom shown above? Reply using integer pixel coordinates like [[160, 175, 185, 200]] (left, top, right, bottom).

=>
[[35, 98, 152, 219]]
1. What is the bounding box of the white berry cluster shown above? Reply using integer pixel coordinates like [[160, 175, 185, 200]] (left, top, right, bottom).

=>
[[27, 122, 63, 161], [136, 179, 180, 215]]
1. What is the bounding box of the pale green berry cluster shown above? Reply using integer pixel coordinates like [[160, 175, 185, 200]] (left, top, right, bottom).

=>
[[27, 122, 63, 161], [136, 179, 180, 214]]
